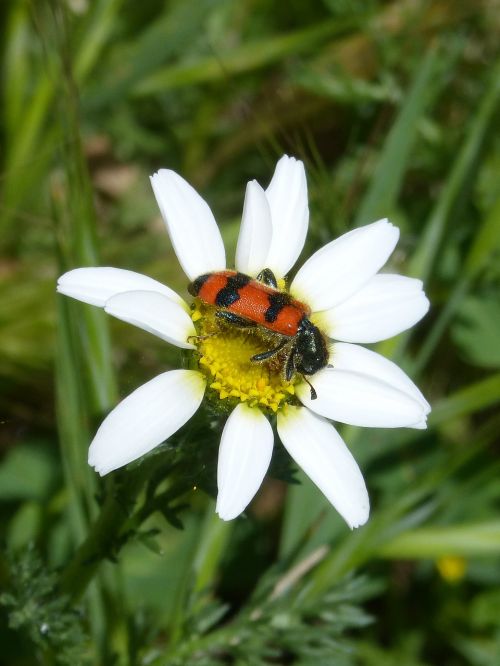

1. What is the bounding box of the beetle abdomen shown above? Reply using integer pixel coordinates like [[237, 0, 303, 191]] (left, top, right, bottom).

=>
[[189, 270, 310, 337]]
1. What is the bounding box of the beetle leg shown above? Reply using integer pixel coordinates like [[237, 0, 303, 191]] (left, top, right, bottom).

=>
[[250, 338, 288, 362], [285, 347, 297, 382], [216, 310, 256, 328], [256, 268, 278, 289]]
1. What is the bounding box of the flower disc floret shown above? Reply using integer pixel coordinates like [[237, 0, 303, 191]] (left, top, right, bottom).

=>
[[192, 306, 296, 412]]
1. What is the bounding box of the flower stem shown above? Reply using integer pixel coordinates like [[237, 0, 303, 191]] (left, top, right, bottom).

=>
[[58, 476, 140, 601]]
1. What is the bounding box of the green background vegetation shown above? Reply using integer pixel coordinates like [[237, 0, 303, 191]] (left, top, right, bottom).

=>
[[1, 0, 500, 663]]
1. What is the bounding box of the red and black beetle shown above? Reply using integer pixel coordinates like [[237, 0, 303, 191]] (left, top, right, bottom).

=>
[[188, 268, 328, 398]]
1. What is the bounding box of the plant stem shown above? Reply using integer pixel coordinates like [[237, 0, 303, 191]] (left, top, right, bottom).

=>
[[58, 476, 141, 601]]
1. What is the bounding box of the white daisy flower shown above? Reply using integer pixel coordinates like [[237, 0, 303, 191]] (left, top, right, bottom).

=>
[[57, 156, 430, 529]]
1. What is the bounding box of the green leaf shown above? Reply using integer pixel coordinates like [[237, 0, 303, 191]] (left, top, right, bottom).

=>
[[7, 503, 43, 550], [378, 522, 500, 558], [452, 295, 500, 369], [465, 195, 500, 277], [192, 504, 232, 595], [0, 443, 55, 501], [1, 548, 91, 665], [430, 372, 500, 425]]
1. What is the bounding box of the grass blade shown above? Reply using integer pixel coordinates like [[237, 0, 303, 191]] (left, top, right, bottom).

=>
[[378, 522, 500, 559], [410, 56, 500, 282], [354, 44, 443, 226], [133, 17, 364, 95]]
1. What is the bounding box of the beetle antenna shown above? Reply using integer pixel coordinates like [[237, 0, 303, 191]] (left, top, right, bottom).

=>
[[301, 375, 317, 400]]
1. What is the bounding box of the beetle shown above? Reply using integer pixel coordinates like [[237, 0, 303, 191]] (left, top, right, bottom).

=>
[[188, 268, 328, 399]]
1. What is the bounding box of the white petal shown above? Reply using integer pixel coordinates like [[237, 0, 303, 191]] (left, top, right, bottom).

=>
[[297, 367, 426, 429], [291, 219, 400, 311], [235, 180, 273, 276], [264, 155, 309, 278], [277, 406, 369, 529], [216, 403, 273, 521], [89, 369, 205, 475], [150, 169, 226, 281], [330, 342, 431, 415], [315, 274, 430, 343], [57, 267, 187, 309], [104, 290, 196, 348]]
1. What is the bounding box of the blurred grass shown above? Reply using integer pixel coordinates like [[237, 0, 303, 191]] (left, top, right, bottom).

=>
[[1, 0, 500, 664]]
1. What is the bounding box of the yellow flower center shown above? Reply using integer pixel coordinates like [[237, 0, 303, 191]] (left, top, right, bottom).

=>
[[191, 305, 297, 413]]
